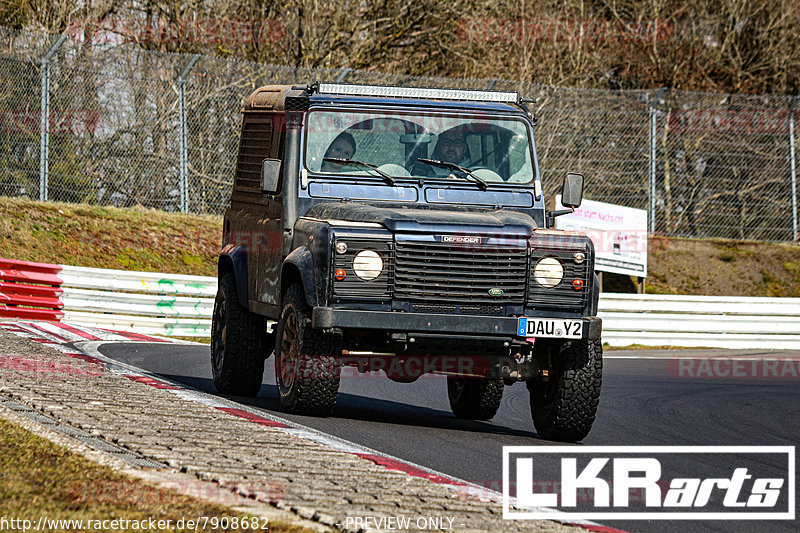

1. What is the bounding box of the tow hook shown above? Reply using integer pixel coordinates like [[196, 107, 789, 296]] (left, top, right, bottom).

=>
[[502, 368, 520, 386]]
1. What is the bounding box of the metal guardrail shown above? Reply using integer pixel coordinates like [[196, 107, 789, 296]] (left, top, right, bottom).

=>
[[2, 258, 799, 347], [0, 258, 65, 321], [59, 266, 215, 337], [599, 294, 800, 349], [0, 259, 214, 337]]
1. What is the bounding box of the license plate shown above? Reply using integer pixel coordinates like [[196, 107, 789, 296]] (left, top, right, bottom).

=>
[[517, 317, 583, 339]]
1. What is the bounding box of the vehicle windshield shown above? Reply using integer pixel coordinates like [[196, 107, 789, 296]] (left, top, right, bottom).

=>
[[304, 110, 535, 185]]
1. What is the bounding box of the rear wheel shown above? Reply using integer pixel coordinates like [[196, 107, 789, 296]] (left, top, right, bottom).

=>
[[528, 338, 603, 441], [211, 272, 269, 397], [274, 284, 341, 416], [447, 376, 504, 420]]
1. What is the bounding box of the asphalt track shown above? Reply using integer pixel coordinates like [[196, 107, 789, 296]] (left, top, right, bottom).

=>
[[98, 343, 800, 533]]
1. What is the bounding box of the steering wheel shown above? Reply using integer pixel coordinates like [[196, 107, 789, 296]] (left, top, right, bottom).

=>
[[468, 166, 503, 182]]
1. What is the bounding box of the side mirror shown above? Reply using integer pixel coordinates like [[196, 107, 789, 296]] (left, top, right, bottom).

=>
[[561, 172, 584, 208], [261, 159, 281, 193]]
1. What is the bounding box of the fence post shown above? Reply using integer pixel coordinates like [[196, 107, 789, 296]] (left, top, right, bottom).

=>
[[791, 97, 798, 242], [335, 68, 352, 82], [38, 35, 67, 202], [177, 55, 200, 214], [648, 87, 667, 234]]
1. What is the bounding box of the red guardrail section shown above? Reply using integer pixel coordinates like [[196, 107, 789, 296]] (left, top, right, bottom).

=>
[[0, 258, 64, 321]]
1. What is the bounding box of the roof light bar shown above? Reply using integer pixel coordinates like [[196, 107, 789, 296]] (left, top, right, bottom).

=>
[[316, 83, 520, 104]]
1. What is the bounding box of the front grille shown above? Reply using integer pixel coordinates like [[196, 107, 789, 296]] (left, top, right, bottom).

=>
[[528, 247, 590, 309], [412, 303, 504, 316], [395, 240, 527, 304]]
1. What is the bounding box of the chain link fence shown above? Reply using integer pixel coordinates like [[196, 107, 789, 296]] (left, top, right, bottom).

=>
[[1, 26, 797, 242]]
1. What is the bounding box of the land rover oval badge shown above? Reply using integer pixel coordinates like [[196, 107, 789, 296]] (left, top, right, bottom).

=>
[[488, 288, 504, 296]]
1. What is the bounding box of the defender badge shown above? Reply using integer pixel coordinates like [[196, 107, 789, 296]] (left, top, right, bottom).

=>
[[441, 235, 482, 244]]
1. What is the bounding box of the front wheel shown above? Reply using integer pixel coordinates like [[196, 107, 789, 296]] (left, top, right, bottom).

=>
[[527, 338, 603, 442], [211, 273, 269, 397], [274, 284, 341, 416], [447, 376, 504, 420]]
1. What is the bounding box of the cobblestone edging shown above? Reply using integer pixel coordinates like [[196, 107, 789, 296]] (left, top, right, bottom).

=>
[[0, 322, 587, 533]]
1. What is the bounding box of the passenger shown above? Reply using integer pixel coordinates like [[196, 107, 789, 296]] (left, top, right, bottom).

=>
[[321, 132, 356, 172]]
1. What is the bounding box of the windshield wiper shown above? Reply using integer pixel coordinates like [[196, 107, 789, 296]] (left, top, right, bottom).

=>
[[323, 157, 396, 186], [416, 158, 488, 190]]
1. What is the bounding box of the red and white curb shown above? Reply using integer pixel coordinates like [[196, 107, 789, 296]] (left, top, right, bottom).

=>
[[0, 319, 624, 533]]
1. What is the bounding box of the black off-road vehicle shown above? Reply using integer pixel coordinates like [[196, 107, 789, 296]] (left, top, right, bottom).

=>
[[211, 83, 602, 441]]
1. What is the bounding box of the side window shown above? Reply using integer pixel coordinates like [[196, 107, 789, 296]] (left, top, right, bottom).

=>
[[235, 113, 273, 192]]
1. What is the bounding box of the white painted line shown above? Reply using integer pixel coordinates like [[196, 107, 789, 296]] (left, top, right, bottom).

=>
[[606, 354, 800, 361], [28, 320, 86, 342]]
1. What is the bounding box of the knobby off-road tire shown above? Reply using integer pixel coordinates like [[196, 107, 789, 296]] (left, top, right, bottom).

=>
[[274, 284, 341, 416], [211, 272, 269, 397], [527, 338, 603, 442], [447, 376, 505, 420]]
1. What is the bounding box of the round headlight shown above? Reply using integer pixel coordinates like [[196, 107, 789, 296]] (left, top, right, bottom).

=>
[[353, 250, 383, 281], [533, 257, 564, 288]]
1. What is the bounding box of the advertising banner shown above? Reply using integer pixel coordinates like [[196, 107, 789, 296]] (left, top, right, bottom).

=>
[[555, 197, 648, 277]]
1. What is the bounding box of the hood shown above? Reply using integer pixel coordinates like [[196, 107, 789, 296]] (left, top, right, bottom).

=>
[[304, 202, 538, 236]]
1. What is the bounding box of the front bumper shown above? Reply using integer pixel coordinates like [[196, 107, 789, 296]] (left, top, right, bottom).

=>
[[312, 308, 602, 340]]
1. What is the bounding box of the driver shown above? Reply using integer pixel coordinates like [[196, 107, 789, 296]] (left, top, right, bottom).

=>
[[411, 128, 472, 177], [432, 129, 470, 166], [320, 132, 356, 172]]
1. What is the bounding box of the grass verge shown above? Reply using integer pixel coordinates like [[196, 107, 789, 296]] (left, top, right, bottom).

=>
[[0, 196, 220, 276], [0, 416, 312, 532]]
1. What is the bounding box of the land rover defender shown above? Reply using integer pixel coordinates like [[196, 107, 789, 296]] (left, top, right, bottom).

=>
[[211, 83, 602, 442]]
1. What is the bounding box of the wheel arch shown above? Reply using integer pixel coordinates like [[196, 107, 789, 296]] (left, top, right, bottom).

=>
[[281, 247, 318, 307], [219, 245, 249, 309]]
